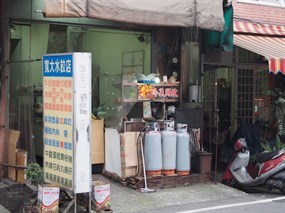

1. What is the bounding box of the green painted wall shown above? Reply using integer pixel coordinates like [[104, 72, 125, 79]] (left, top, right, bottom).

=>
[[10, 23, 49, 86], [10, 22, 152, 156], [31, 24, 49, 84], [83, 29, 151, 108], [7, 0, 154, 157]]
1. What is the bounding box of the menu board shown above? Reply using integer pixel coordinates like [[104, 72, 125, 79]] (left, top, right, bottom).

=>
[[42, 53, 91, 193]]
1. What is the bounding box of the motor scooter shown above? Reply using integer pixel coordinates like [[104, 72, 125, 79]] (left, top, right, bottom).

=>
[[222, 138, 285, 193]]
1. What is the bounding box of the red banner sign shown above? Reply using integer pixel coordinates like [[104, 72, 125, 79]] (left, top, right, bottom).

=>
[[137, 83, 180, 102]]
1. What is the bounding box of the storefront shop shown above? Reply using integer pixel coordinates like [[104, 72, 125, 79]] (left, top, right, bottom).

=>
[[1, 0, 230, 187]]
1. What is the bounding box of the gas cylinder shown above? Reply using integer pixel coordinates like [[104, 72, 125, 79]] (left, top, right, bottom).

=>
[[144, 130, 162, 176], [161, 130, 177, 175], [176, 124, 190, 175]]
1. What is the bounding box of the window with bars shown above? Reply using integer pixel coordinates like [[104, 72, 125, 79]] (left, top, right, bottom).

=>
[[237, 47, 260, 64], [254, 69, 270, 122], [203, 71, 216, 126], [234, 43, 271, 125], [237, 68, 254, 124]]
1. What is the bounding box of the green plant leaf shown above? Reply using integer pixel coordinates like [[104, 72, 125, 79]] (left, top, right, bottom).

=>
[[260, 138, 273, 152], [25, 163, 44, 187]]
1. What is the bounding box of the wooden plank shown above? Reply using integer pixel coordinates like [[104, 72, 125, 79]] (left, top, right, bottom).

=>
[[8, 130, 20, 180], [0, 162, 27, 169], [0, 13, 10, 177], [1, 130, 10, 176], [16, 149, 27, 184], [134, 173, 211, 189]]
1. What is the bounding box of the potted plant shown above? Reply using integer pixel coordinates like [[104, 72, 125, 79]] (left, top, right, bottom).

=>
[[258, 89, 285, 151], [25, 162, 44, 187]]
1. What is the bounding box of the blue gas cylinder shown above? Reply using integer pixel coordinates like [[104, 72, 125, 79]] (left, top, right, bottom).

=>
[[176, 124, 190, 175], [144, 130, 162, 176], [161, 130, 177, 175]]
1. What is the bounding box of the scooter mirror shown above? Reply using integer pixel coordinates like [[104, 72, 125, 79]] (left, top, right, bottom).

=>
[[234, 138, 247, 151]]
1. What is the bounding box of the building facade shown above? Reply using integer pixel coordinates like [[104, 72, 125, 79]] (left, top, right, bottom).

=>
[[0, 0, 228, 176], [202, 0, 285, 163]]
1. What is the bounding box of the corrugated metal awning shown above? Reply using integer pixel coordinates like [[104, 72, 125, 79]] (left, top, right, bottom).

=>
[[234, 20, 285, 74], [43, 0, 225, 31]]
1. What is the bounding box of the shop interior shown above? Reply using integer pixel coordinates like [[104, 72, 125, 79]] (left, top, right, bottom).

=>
[[9, 23, 152, 164]]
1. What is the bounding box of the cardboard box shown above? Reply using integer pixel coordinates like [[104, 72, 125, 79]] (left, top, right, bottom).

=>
[[120, 132, 139, 167], [92, 180, 110, 211], [124, 121, 145, 132], [91, 118, 105, 164], [37, 184, 60, 213], [16, 149, 27, 184], [7, 130, 20, 180], [192, 151, 212, 174], [120, 132, 143, 178], [121, 166, 138, 178]]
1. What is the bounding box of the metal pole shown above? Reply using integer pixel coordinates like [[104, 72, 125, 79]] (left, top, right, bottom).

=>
[[0, 0, 11, 177], [214, 109, 219, 183], [214, 81, 219, 183], [74, 194, 77, 213], [89, 192, 91, 213]]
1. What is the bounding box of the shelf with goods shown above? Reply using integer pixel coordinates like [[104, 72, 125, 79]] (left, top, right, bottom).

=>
[[103, 73, 138, 131], [104, 72, 181, 131], [113, 81, 137, 103]]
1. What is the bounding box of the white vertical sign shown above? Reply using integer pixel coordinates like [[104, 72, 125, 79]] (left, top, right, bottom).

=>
[[43, 52, 91, 193], [73, 53, 92, 193]]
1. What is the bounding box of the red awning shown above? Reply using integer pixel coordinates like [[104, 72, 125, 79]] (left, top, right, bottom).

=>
[[233, 20, 285, 74], [234, 20, 285, 36], [269, 59, 285, 75]]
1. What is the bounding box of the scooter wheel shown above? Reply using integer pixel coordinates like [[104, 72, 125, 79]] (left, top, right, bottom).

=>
[[221, 179, 229, 185], [222, 179, 241, 189]]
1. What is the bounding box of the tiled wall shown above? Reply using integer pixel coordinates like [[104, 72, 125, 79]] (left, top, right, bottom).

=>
[[233, 0, 285, 25]]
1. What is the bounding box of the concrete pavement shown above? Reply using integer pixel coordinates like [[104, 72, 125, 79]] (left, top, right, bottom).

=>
[[0, 205, 10, 213], [93, 174, 248, 213], [0, 174, 247, 213]]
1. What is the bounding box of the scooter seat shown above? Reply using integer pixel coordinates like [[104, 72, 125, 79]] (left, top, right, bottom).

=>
[[255, 149, 285, 163]]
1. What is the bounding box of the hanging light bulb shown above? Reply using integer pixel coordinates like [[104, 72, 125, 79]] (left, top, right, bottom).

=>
[[154, 68, 160, 83], [154, 76, 160, 83]]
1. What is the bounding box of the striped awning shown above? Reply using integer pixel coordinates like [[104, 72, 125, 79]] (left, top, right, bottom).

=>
[[269, 59, 285, 74], [234, 20, 285, 36], [234, 20, 285, 74]]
